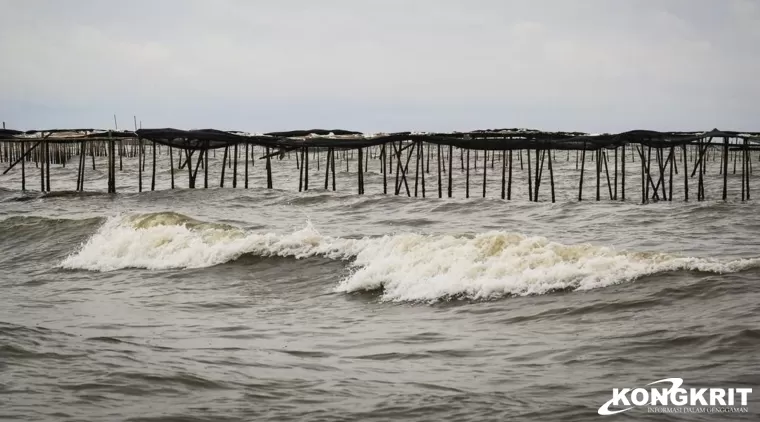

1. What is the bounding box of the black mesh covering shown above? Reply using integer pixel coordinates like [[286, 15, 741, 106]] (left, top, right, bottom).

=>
[[1, 127, 758, 151]]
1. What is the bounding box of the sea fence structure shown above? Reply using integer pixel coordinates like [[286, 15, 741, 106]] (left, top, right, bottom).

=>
[[1, 126, 758, 203]]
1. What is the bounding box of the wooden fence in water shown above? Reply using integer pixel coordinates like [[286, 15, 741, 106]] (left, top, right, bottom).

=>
[[1, 127, 758, 203]]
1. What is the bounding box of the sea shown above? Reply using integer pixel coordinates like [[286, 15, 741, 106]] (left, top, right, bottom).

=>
[[1, 146, 758, 421]]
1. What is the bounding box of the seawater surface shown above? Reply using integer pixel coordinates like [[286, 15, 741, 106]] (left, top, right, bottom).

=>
[[1, 150, 759, 421]]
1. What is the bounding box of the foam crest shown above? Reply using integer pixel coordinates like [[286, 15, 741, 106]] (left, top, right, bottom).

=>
[[61, 213, 759, 301], [335, 232, 759, 301], [60, 213, 361, 271]]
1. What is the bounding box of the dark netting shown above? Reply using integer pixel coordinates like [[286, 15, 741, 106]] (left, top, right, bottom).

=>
[[1, 127, 758, 150], [264, 129, 362, 137], [0, 129, 24, 139], [135, 129, 252, 150], [86, 131, 137, 139]]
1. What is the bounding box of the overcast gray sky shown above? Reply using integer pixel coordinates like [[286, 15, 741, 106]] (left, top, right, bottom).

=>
[[1, 0, 758, 133]]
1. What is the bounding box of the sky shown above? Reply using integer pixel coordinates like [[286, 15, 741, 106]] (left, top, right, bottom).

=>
[[1, 0, 758, 133]]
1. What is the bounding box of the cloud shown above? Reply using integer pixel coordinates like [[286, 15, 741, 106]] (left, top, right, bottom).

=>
[[0, 0, 758, 132]]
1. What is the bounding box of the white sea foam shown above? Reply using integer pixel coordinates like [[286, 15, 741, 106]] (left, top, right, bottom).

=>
[[61, 213, 759, 301], [60, 212, 361, 272], [336, 233, 758, 301]]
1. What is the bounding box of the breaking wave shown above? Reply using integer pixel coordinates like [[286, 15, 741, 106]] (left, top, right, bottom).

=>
[[60, 212, 760, 301]]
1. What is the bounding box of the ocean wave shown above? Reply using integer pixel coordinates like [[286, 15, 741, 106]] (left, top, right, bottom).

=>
[[60, 212, 760, 301], [60, 212, 363, 272]]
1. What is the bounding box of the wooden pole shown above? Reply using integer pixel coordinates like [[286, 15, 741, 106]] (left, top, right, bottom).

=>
[[527, 149, 532, 201], [20, 140, 25, 191], [741, 141, 746, 201], [437, 144, 442, 198], [722, 137, 729, 200], [394, 142, 401, 195], [602, 150, 613, 200], [138, 137, 143, 192], [383, 146, 388, 194], [105, 136, 111, 193], [683, 145, 688, 201], [448, 145, 453, 198], [184, 150, 192, 188], [668, 146, 674, 201], [746, 139, 751, 200], [534, 150, 542, 201], [109, 131, 116, 193], [501, 149, 506, 200], [426, 142, 430, 174], [646, 147, 652, 201], [325, 148, 331, 190], [298, 147, 304, 192], [221, 146, 229, 187], [358, 147, 364, 194], [465, 149, 470, 198], [266, 147, 272, 188], [621, 145, 626, 201], [548, 148, 555, 203], [579, 145, 586, 201], [733, 148, 738, 174], [639, 146, 645, 203], [414, 142, 420, 197], [482, 149, 487, 198], [304, 147, 309, 191], [508, 150, 513, 200], [232, 144, 238, 188], [698, 141, 705, 201], [112, 134, 117, 193], [204, 144, 209, 189], [331, 148, 336, 191], [151, 141, 156, 191], [169, 147, 175, 189], [40, 138, 45, 192], [596, 149, 601, 201], [420, 143, 425, 198], [614, 147, 618, 200], [389, 144, 393, 175], [76, 141, 84, 191], [45, 138, 50, 192], [654, 148, 664, 199], [192, 150, 203, 188]]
